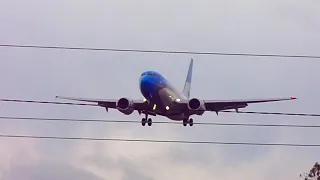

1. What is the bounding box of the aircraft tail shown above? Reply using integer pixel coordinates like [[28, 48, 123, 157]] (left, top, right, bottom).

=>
[[182, 58, 193, 98]]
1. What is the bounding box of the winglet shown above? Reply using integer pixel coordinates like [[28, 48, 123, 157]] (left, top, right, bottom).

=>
[[291, 96, 297, 100], [56, 96, 69, 100], [182, 58, 193, 98]]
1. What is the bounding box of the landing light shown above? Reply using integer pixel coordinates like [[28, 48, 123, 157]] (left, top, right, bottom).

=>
[[176, 98, 181, 102], [153, 104, 157, 110], [166, 106, 170, 110]]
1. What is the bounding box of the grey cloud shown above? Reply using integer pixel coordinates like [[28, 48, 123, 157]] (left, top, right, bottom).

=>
[[78, 144, 155, 180], [122, 168, 154, 180], [116, 158, 155, 180], [1, 162, 105, 180]]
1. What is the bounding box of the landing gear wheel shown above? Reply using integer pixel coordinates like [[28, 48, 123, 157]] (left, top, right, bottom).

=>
[[147, 118, 152, 126], [189, 118, 193, 126], [141, 118, 146, 126], [183, 119, 188, 126]]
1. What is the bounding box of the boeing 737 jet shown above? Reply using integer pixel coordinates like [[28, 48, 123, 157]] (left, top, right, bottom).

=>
[[57, 59, 296, 127]]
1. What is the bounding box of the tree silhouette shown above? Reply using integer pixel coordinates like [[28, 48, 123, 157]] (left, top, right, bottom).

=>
[[300, 162, 320, 180]]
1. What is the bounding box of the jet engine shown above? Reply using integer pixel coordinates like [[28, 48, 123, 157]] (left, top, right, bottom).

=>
[[116, 98, 134, 115], [187, 98, 206, 115]]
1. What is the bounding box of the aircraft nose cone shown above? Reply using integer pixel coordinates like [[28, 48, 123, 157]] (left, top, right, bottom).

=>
[[140, 76, 152, 89], [140, 76, 155, 98]]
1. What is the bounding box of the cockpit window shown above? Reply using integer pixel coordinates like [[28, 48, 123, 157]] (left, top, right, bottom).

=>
[[141, 72, 157, 77]]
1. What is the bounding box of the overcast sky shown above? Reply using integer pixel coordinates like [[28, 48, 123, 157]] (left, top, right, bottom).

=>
[[0, 0, 319, 179]]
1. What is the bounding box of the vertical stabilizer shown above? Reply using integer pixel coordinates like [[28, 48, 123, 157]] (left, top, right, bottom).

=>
[[182, 58, 193, 98]]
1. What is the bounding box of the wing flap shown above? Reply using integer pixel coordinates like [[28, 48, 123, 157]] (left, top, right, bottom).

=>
[[204, 97, 296, 111], [204, 97, 296, 104], [56, 96, 148, 110]]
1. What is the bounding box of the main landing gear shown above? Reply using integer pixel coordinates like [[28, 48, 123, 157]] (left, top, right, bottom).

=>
[[141, 114, 152, 126], [183, 118, 193, 126], [140, 113, 193, 127]]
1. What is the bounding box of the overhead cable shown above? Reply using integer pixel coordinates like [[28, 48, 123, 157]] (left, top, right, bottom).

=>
[[0, 134, 319, 147], [0, 44, 319, 59], [1, 116, 319, 128], [0, 98, 319, 117]]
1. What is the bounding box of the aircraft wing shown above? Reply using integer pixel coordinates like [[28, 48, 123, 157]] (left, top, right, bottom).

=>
[[56, 96, 149, 110], [203, 97, 297, 112]]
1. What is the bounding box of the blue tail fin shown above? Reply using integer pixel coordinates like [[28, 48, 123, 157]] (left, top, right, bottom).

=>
[[182, 58, 193, 98]]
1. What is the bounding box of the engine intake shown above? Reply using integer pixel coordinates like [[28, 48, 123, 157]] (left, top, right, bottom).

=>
[[188, 98, 202, 110], [187, 98, 206, 115], [116, 98, 134, 115], [188, 98, 201, 110]]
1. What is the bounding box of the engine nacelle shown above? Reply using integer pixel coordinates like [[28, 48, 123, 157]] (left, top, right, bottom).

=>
[[116, 98, 134, 115], [187, 98, 206, 115]]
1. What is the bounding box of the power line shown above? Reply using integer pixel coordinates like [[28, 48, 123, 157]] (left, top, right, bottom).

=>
[[1, 44, 320, 59], [1, 98, 319, 117], [1, 116, 319, 128], [0, 134, 319, 147]]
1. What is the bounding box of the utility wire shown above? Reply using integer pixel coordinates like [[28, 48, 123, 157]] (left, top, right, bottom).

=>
[[1, 44, 320, 59], [0, 134, 320, 147], [0, 116, 319, 128], [0, 98, 319, 117], [0, 134, 319, 147]]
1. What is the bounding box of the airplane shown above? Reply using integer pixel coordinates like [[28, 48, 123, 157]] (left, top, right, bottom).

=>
[[56, 58, 296, 127]]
